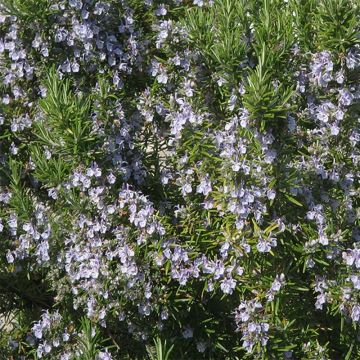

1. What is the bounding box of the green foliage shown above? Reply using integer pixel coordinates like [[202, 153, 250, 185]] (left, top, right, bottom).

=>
[[314, 0, 360, 52], [146, 337, 174, 360], [243, 46, 295, 129], [5, 158, 34, 219], [0, 0, 53, 22], [253, 0, 295, 70], [77, 318, 106, 360], [38, 69, 96, 156], [30, 69, 100, 186], [185, 0, 251, 81], [291, 0, 360, 53], [30, 146, 72, 188], [290, 0, 317, 52]]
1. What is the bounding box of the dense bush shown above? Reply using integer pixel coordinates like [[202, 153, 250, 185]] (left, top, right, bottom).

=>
[[0, 0, 359, 359]]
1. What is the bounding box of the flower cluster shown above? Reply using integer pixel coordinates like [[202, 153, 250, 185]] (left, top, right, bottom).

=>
[[234, 299, 269, 354]]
